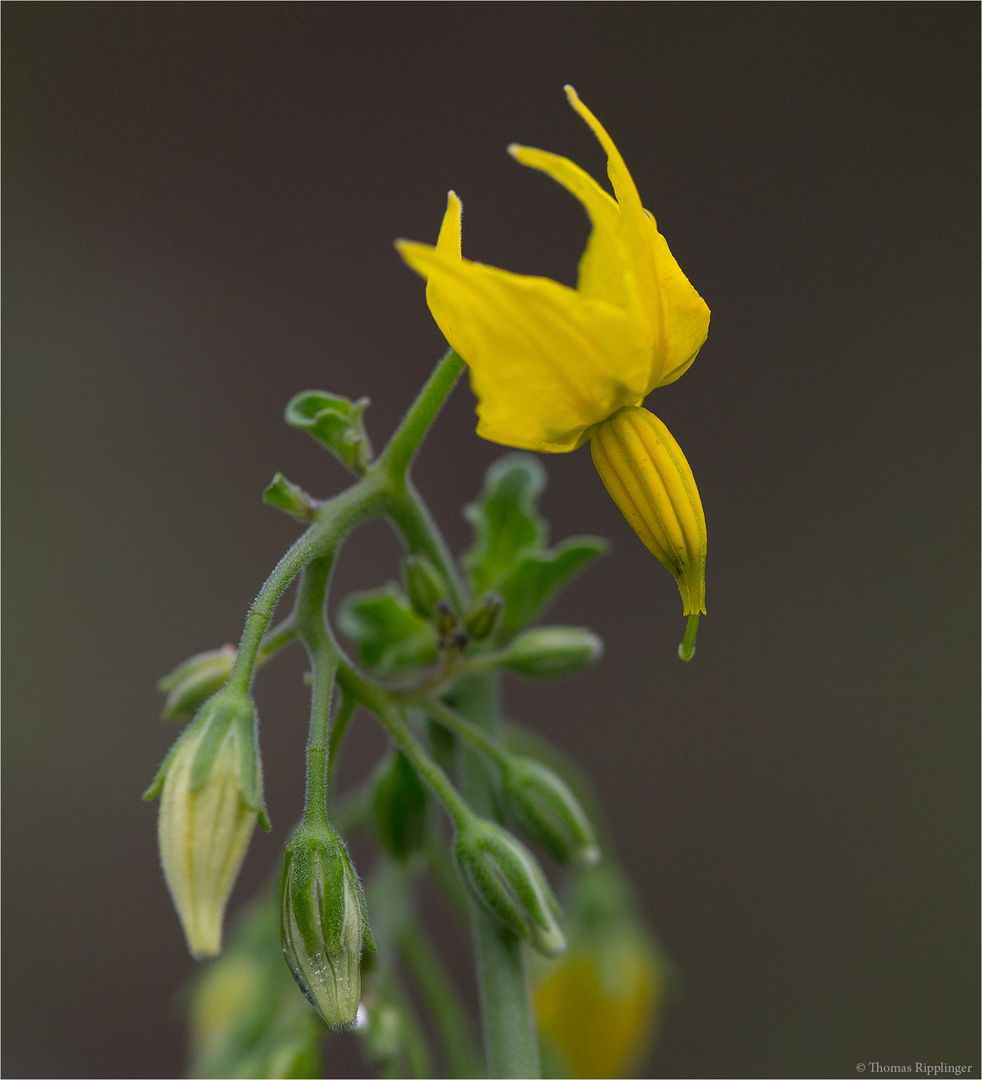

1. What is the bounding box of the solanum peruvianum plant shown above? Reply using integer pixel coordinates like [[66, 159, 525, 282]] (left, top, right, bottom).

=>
[[148, 86, 708, 1080]]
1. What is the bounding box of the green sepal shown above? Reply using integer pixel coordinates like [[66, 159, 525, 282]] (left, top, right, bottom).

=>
[[463, 453, 547, 595], [190, 703, 238, 792], [337, 585, 438, 675], [235, 711, 271, 830], [263, 472, 317, 522], [143, 734, 184, 800], [285, 390, 372, 473], [496, 536, 607, 639]]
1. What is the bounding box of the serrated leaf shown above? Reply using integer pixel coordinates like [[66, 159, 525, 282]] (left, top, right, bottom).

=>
[[497, 536, 608, 638], [463, 453, 548, 594], [337, 585, 439, 675]]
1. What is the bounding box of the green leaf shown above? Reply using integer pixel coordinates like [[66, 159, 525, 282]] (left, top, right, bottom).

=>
[[463, 453, 608, 638], [463, 453, 547, 594], [284, 390, 372, 473], [263, 473, 316, 522], [337, 585, 438, 675], [497, 536, 608, 639]]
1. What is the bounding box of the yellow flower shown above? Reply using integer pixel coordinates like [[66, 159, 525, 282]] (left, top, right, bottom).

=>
[[397, 87, 709, 651]]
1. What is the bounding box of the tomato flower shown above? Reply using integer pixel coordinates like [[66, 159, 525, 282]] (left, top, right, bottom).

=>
[[398, 87, 709, 653]]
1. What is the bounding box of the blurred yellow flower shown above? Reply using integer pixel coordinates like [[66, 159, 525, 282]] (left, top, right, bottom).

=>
[[531, 863, 667, 1079], [397, 87, 709, 639]]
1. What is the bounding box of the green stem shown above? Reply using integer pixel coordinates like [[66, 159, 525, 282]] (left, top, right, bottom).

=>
[[293, 556, 340, 825], [327, 690, 357, 791], [423, 698, 509, 770], [399, 926, 482, 1079], [224, 350, 466, 696], [257, 618, 298, 663], [678, 611, 699, 662], [337, 663, 472, 827], [450, 673, 541, 1079], [377, 349, 465, 479], [227, 477, 385, 694]]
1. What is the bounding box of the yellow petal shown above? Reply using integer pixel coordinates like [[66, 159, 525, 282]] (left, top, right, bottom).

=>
[[507, 144, 629, 307], [425, 191, 463, 346], [397, 241, 651, 451], [642, 211, 711, 389]]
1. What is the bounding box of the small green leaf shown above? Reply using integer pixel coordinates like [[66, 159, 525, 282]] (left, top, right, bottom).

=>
[[463, 453, 547, 594], [497, 536, 608, 638], [337, 585, 439, 675], [263, 473, 316, 522], [285, 391, 372, 473]]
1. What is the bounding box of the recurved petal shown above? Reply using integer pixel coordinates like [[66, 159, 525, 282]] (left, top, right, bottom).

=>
[[508, 144, 632, 311], [642, 212, 711, 389], [395, 241, 651, 451], [564, 86, 645, 223], [425, 191, 463, 347]]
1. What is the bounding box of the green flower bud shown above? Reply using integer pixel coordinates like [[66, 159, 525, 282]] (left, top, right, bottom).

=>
[[400, 553, 447, 620], [464, 592, 504, 641], [157, 645, 236, 720], [145, 689, 268, 958], [371, 751, 428, 862], [502, 627, 603, 677], [454, 817, 566, 957], [501, 756, 600, 867], [280, 824, 373, 1030], [432, 598, 457, 637]]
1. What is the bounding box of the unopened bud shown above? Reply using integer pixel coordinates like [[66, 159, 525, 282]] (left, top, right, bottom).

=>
[[144, 689, 267, 958], [501, 757, 600, 867], [432, 599, 457, 637], [502, 627, 603, 677], [371, 751, 428, 861], [401, 554, 447, 620], [454, 817, 565, 957], [464, 592, 504, 641], [157, 645, 236, 720], [280, 824, 373, 1029], [591, 406, 706, 617]]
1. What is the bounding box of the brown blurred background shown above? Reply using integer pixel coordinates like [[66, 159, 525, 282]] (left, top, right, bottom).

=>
[[3, 5, 978, 1078]]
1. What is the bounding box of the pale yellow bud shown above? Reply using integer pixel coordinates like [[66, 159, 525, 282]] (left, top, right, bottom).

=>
[[150, 692, 264, 958]]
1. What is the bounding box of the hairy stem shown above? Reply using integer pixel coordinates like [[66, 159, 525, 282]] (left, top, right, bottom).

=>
[[293, 556, 340, 825], [451, 673, 541, 1079]]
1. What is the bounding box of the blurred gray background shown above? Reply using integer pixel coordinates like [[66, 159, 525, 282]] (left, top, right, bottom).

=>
[[4, 5, 978, 1078]]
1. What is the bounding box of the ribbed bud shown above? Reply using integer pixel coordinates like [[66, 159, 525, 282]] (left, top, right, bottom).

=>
[[501, 756, 600, 867], [145, 689, 267, 958], [280, 825, 373, 1029], [454, 817, 566, 957], [157, 645, 236, 720], [591, 406, 706, 616], [502, 627, 603, 677], [464, 592, 504, 641], [400, 554, 447, 620]]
